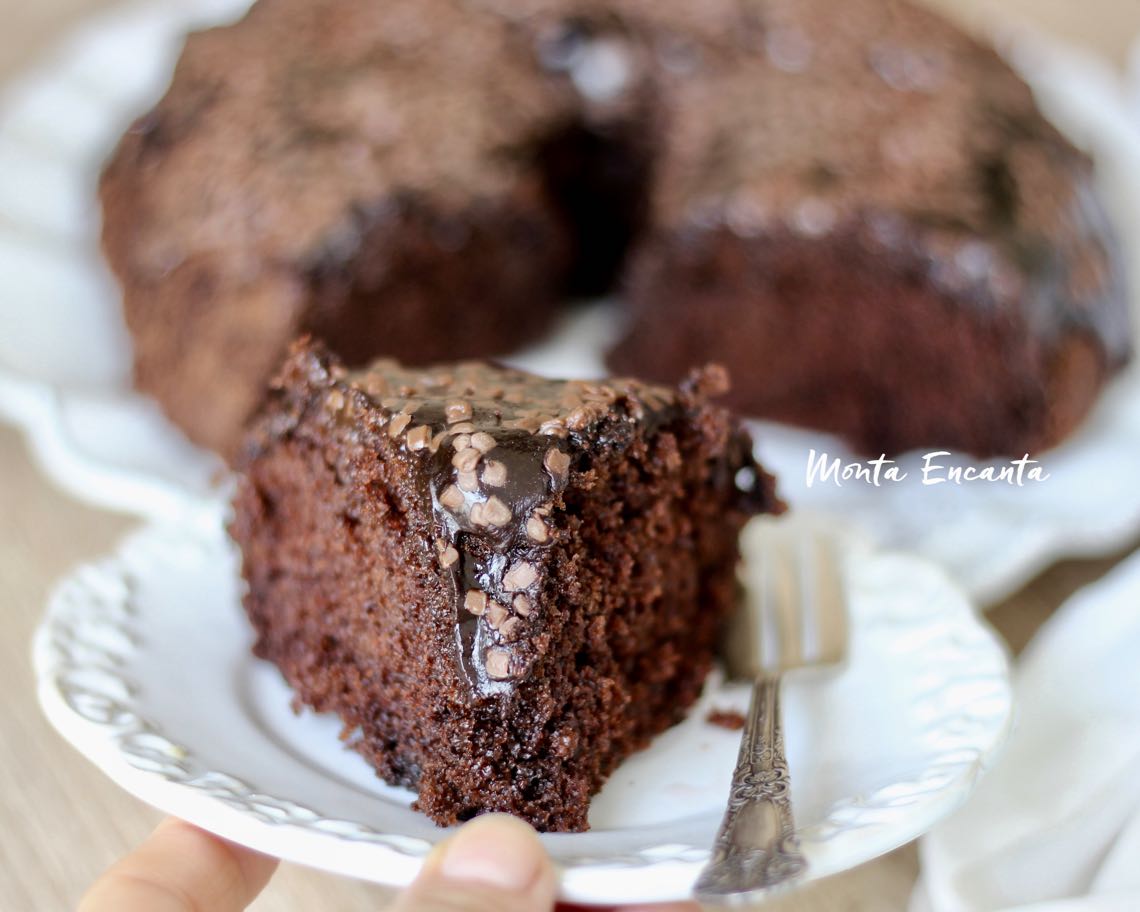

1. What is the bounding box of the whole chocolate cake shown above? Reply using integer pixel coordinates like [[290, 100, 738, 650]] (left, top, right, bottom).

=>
[[231, 339, 782, 830], [102, 0, 1130, 457]]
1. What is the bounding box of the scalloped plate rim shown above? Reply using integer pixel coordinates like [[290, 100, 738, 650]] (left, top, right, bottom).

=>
[[32, 514, 1014, 904]]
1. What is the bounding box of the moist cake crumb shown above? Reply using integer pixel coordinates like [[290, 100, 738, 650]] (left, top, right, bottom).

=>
[[706, 708, 747, 731]]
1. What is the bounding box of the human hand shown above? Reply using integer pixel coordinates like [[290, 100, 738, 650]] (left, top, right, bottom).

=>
[[79, 814, 699, 912]]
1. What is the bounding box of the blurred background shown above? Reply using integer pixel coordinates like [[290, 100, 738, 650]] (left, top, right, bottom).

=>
[[3, 1, 1140, 910]]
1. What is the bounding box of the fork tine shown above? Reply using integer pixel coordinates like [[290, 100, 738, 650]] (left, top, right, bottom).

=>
[[810, 535, 848, 668], [752, 528, 782, 672], [770, 533, 803, 672]]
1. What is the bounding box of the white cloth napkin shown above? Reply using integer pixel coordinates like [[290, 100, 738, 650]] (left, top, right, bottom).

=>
[[909, 549, 1140, 912]]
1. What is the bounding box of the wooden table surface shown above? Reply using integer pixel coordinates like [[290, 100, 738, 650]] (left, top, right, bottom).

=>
[[3, 2, 1139, 910]]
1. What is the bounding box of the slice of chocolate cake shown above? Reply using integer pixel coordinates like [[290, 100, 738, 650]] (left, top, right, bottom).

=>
[[230, 339, 781, 831]]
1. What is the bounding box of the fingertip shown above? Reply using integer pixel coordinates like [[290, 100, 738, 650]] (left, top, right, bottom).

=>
[[437, 813, 551, 891], [79, 817, 278, 912], [155, 818, 278, 893], [400, 813, 558, 912]]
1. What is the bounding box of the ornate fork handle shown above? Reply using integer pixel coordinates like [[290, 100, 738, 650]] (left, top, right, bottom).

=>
[[694, 675, 807, 900]]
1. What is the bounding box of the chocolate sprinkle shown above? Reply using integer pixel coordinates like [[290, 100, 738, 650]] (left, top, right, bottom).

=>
[[440, 485, 464, 511], [464, 590, 488, 616], [499, 616, 522, 641], [406, 425, 432, 450], [525, 514, 549, 543], [482, 496, 512, 527], [543, 448, 571, 483], [446, 401, 473, 424], [485, 648, 512, 680], [503, 561, 538, 592], [388, 413, 412, 437], [482, 460, 508, 487], [487, 601, 510, 630], [470, 431, 497, 453], [452, 447, 482, 472]]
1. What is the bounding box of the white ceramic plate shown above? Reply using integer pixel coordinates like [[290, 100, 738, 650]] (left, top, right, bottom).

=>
[[2, 1, 1140, 604], [33, 511, 1013, 905]]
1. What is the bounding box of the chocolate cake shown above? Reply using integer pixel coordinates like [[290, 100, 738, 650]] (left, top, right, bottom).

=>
[[99, 0, 607, 454], [102, 0, 1130, 458], [607, 0, 1131, 457], [230, 340, 781, 831]]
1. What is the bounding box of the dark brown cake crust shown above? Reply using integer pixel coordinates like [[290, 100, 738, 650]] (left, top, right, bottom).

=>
[[104, 0, 1130, 458], [231, 340, 782, 831]]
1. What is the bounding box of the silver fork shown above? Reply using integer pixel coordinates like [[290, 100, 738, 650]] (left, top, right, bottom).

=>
[[694, 518, 850, 903]]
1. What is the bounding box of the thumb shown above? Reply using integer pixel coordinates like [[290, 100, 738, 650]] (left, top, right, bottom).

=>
[[391, 814, 558, 912]]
